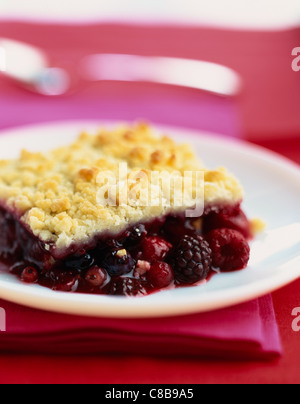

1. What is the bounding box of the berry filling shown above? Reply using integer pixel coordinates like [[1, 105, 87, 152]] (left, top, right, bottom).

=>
[[0, 203, 252, 297], [108, 277, 147, 297], [203, 205, 251, 239]]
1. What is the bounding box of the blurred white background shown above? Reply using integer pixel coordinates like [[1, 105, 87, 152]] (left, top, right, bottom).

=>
[[0, 0, 299, 29]]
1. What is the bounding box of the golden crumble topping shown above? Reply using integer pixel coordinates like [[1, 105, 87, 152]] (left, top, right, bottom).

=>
[[0, 123, 243, 250]]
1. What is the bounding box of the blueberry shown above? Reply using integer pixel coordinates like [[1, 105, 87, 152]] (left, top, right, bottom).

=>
[[124, 224, 147, 246], [65, 253, 95, 271], [102, 249, 135, 276]]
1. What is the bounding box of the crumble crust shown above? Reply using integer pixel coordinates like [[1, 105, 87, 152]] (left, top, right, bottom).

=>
[[0, 123, 243, 249]]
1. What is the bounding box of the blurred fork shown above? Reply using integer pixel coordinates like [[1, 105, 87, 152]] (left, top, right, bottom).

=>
[[0, 38, 70, 96], [0, 38, 241, 97]]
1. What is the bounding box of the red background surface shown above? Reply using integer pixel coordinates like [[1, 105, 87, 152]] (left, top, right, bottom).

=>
[[0, 22, 299, 384], [0, 22, 299, 140]]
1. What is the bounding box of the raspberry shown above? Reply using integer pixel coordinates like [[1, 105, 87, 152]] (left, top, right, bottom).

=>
[[203, 206, 251, 239], [141, 236, 172, 262], [147, 261, 174, 289], [169, 235, 212, 284], [21, 266, 39, 283], [207, 228, 250, 271], [85, 266, 107, 287], [108, 277, 147, 297]]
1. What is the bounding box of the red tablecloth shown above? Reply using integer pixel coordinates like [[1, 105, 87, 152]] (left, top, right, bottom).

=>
[[0, 22, 299, 384]]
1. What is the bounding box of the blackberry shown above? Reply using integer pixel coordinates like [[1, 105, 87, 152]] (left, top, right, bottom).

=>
[[169, 235, 212, 284], [108, 277, 147, 296]]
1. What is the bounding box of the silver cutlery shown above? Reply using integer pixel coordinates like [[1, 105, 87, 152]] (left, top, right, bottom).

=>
[[0, 38, 241, 97], [0, 38, 70, 96]]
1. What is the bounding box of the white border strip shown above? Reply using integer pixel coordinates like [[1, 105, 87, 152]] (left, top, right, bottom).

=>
[[0, 0, 299, 31]]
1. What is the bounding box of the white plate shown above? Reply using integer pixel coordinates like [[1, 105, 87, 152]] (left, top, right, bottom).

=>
[[0, 120, 300, 318]]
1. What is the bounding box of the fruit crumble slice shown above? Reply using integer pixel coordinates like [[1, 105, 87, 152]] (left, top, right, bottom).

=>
[[0, 123, 253, 296]]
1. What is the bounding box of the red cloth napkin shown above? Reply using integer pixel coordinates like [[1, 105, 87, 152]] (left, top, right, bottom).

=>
[[0, 295, 281, 359]]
